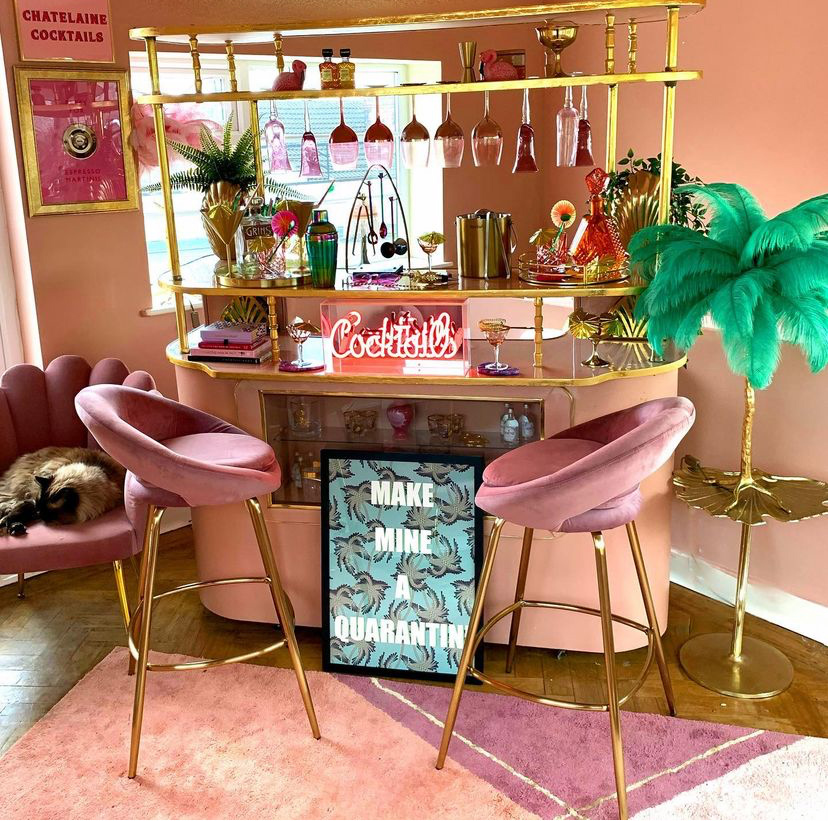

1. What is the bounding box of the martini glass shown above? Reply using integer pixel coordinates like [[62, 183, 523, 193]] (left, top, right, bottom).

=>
[[400, 96, 430, 169], [479, 318, 511, 371], [299, 100, 323, 178], [512, 87, 539, 173], [434, 93, 464, 168], [417, 233, 443, 273], [329, 97, 359, 170], [471, 91, 503, 167], [281, 317, 324, 372], [364, 96, 394, 167], [264, 102, 291, 172]]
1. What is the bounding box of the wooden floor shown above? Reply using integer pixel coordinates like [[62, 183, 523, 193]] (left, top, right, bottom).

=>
[[1, 526, 826, 755]]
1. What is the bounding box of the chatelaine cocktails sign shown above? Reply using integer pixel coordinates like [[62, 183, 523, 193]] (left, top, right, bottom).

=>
[[15, 1, 114, 63], [320, 301, 469, 375]]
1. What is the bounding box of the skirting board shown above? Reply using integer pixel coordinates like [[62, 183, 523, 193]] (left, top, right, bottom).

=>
[[670, 549, 828, 647], [0, 508, 192, 589]]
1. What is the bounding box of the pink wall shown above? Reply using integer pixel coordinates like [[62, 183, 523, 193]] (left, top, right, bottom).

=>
[[1, 1, 826, 613]]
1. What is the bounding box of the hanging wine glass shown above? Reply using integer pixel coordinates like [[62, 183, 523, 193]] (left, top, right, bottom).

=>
[[264, 102, 291, 172], [400, 95, 430, 169], [364, 96, 394, 167], [329, 97, 359, 170], [471, 91, 503, 167], [575, 84, 595, 166], [512, 87, 538, 174], [556, 86, 579, 168], [300, 100, 323, 178], [433, 93, 464, 168]]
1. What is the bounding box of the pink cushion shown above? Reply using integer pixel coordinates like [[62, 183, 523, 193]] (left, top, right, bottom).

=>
[[476, 397, 695, 533], [0, 506, 136, 574], [162, 433, 277, 472]]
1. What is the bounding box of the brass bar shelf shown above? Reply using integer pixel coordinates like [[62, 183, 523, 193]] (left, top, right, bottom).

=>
[[135, 70, 700, 106], [129, 1, 704, 42]]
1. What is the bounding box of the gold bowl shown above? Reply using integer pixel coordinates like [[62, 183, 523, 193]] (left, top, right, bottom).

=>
[[535, 21, 579, 78]]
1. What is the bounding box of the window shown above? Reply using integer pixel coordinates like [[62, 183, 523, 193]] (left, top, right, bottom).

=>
[[129, 52, 443, 309]]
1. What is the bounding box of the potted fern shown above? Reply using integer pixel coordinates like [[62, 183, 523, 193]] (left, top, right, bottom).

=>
[[144, 114, 300, 261]]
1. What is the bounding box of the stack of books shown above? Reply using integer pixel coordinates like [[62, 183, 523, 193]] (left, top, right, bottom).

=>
[[187, 322, 271, 365]]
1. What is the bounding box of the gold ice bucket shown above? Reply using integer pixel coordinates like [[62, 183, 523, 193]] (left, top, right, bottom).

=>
[[456, 210, 516, 278]]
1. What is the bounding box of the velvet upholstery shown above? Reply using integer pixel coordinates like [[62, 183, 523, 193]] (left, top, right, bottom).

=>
[[74, 385, 281, 512], [476, 397, 695, 533], [0, 356, 155, 574]]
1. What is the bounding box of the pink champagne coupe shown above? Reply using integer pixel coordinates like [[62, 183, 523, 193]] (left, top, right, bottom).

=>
[[512, 87, 539, 173], [434, 93, 465, 168], [400, 95, 430, 169], [471, 91, 503, 167], [264, 102, 291, 172], [364, 96, 394, 167], [329, 97, 359, 170], [299, 100, 323, 178]]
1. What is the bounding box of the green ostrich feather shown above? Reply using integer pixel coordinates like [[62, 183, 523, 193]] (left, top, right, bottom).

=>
[[630, 183, 828, 389]]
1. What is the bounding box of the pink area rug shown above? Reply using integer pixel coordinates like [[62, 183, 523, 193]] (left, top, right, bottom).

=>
[[0, 647, 824, 820]]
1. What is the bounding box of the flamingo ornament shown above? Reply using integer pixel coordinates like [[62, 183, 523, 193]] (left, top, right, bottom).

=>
[[273, 60, 307, 91]]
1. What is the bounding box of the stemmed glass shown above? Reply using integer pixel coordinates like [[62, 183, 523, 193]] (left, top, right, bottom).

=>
[[471, 91, 503, 167], [512, 87, 538, 174], [417, 232, 444, 273], [433, 93, 464, 168], [329, 98, 359, 170], [400, 96, 430, 169], [575, 84, 595, 166], [300, 100, 323, 178], [556, 86, 579, 167], [478, 318, 512, 373], [364, 96, 394, 167], [264, 102, 291, 172], [280, 318, 324, 372]]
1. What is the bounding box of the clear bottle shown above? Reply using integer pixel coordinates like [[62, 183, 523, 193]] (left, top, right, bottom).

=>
[[292, 455, 303, 490], [500, 403, 512, 439], [502, 406, 520, 447], [556, 86, 579, 167], [518, 403, 536, 441], [338, 48, 355, 89], [236, 196, 275, 276], [319, 49, 338, 89]]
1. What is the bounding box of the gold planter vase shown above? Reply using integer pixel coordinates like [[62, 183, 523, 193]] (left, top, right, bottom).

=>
[[201, 181, 243, 266]]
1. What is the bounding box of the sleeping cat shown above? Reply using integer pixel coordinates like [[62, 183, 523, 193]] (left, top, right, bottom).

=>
[[0, 447, 125, 536]]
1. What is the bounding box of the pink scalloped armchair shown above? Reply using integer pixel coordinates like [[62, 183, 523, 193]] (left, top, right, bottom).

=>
[[0, 356, 155, 612]]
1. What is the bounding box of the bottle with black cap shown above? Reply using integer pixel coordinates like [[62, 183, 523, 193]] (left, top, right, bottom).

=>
[[338, 48, 355, 89]]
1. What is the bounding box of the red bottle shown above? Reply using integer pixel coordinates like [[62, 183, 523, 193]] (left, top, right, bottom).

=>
[[569, 168, 626, 268]]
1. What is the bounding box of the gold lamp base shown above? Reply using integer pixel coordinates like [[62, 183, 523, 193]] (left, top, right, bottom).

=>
[[679, 633, 794, 699]]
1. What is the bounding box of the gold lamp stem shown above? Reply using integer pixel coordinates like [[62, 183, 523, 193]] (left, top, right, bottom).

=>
[[739, 379, 755, 484], [730, 522, 752, 661]]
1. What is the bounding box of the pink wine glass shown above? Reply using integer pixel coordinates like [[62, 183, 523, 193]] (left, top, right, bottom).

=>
[[364, 96, 394, 167], [400, 96, 430, 169], [471, 91, 503, 167], [512, 87, 539, 173], [264, 103, 291, 172], [434, 93, 464, 168], [329, 97, 359, 170], [299, 100, 323, 178]]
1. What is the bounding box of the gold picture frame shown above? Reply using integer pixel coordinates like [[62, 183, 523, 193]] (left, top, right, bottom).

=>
[[14, 66, 138, 216]]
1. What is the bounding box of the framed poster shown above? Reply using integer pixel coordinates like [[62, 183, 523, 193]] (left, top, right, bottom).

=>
[[322, 450, 484, 682], [14, 1, 114, 63], [14, 67, 138, 216]]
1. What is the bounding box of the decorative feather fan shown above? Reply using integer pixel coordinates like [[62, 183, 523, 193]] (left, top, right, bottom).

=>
[[629, 183, 828, 389]]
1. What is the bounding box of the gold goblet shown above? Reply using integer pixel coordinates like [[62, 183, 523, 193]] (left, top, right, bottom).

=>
[[201, 201, 244, 275], [535, 21, 579, 78]]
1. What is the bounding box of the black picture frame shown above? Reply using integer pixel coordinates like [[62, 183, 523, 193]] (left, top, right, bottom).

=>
[[321, 448, 484, 683]]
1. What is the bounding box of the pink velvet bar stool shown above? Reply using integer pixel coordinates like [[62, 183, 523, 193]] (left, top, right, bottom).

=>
[[75, 384, 320, 778], [436, 397, 695, 820]]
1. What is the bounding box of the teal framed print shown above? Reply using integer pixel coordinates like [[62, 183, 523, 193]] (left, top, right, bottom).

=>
[[321, 450, 484, 681]]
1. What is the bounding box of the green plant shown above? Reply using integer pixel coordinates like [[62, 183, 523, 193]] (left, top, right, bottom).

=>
[[630, 183, 828, 389], [606, 149, 708, 232], [142, 115, 301, 200]]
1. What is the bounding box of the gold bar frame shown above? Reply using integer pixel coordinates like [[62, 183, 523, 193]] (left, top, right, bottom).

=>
[[250, 100, 264, 192], [658, 6, 680, 223], [225, 40, 238, 92], [628, 19, 638, 72], [188, 35, 202, 93], [605, 12, 618, 170]]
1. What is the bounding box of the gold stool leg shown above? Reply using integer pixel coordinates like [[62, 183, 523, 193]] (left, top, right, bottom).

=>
[[128, 505, 164, 779], [113, 560, 131, 639], [505, 526, 534, 674], [245, 498, 320, 740], [593, 531, 628, 820], [626, 521, 676, 716], [128, 529, 152, 677], [17, 572, 25, 599], [436, 517, 505, 769]]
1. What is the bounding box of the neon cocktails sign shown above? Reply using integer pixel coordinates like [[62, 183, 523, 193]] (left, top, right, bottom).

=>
[[330, 310, 462, 361]]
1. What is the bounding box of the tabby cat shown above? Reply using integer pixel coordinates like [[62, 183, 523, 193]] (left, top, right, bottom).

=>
[[0, 447, 125, 536]]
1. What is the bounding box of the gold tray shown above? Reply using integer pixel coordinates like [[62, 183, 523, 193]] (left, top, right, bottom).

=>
[[216, 270, 312, 288], [517, 254, 628, 287]]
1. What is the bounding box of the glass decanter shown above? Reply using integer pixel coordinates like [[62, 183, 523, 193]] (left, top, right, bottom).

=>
[[569, 168, 626, 268], [556, 86, 579, 167]]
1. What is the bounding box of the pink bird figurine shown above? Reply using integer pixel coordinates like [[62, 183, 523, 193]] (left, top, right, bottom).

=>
[[480, 49, 519, 81], [272, 59, 307, 91]]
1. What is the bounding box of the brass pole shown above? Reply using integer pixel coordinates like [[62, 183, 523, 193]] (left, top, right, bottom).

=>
[[739, 379, 755, 484], [627, 20, 638, 73], [146, 37, 188, 353], [730, 522, 753, 661], [604, 13, 618, 171], [112, 560, 131, 639], [533, 297, 543, 368], [249, 100, 264, 193], [266, 295, 280, 362], [505, 527, 534, 674], [225, 40, 238, 92], [188, 35, 202, 94], [657, 7, 680, 223]]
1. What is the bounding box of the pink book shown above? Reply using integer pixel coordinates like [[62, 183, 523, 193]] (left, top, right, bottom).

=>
[[199, 322, 267, 345]]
